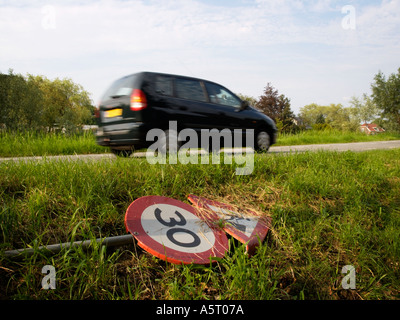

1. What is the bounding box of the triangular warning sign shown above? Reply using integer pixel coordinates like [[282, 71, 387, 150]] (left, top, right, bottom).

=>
[[188, 194, 271, 255]]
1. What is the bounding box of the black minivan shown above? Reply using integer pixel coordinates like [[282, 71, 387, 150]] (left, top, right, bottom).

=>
[[96, 72, 277, 156]]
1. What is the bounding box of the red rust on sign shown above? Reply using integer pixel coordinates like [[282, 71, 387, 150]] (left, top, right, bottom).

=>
[[188, 194, 271, 255]]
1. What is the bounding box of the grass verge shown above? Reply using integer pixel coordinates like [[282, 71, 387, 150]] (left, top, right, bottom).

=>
[[0, 130, 105, 157], [1, 150, 399, 299], [1, 129, 400, 158], [275, 130, 400, 146]]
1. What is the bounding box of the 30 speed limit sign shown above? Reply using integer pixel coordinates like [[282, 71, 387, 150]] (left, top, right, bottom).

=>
[[125, 196, 229, 265]]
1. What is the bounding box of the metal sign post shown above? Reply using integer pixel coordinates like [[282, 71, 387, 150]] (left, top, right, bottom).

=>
[[4, 195, 270, 263], [4, 234, 134, 258]]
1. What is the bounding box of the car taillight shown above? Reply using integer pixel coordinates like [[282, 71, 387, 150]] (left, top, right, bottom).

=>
[[94, 101, 101, 118], [94, 107, 100, 118], [130, 89, 147, 111]]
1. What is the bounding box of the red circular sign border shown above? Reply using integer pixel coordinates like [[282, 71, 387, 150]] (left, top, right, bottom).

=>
[[125, 196, 229, 265]]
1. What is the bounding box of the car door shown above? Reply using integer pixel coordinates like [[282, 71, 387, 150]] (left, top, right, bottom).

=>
[[203, 81, 248, 130], [171, 77, 218, 131], [203, 81, 258, 149]]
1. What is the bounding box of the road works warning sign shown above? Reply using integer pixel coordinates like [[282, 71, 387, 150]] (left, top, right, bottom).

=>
[[188, 194, 271, 255], [125, 196, 229, 265]]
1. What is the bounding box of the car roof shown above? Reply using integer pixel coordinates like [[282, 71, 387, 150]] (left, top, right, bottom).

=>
[[130, 71, 223, 86]]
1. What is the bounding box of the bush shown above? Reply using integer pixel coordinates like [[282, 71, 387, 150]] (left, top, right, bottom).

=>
[[312, 123, 332, 131], [0, 70, 94, 132]]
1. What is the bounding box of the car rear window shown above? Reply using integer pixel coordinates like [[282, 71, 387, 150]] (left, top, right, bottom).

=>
[[175, 78, 207, 102], [101, 75, 135, 101]]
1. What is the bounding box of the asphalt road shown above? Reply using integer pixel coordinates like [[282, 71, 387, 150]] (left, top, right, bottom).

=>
[[1, 140, 399, 163], [268, 139, 400, 153]]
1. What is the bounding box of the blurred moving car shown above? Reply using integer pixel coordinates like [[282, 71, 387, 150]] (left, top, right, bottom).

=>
[[96, 72, 277, 156]]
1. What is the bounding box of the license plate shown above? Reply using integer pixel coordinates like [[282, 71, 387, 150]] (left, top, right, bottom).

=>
[[105, 108, 122, 118]]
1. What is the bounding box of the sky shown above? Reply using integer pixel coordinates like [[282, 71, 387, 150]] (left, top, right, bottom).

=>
[[1, 0, 399, 115]]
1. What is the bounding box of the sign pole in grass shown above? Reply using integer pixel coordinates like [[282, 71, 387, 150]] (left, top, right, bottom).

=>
[[4, 234, 134, 258], [5, 195, 270, 263]]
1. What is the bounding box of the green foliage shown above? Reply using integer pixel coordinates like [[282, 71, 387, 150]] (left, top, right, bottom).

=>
[[299, 103, 359, 131], [0, 70, 94, 132], [255, 83, 295, 133], [0, 130, 105, 157], [349, 94, 380, 125], [236, 93, 257, 107], [315, 113, 326, 124], [275, 118, 284, 132], [275, 129, 400, 146], [312, 123, 332, 131], [0, 70, 44, 130], [1, 150, 399, 299], [1, 129, 399, 158], [371, 68, 400, 130]]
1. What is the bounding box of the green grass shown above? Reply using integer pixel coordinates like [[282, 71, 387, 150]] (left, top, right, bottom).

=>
[[0, 130, 105, 157], [1, 129, 400, 158], [1, 150, 399, 300], [275, 130, 400, 146]]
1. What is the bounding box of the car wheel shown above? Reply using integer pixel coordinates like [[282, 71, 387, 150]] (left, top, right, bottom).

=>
[[110, 148, 133, 157], [255, 131, 271, 152]]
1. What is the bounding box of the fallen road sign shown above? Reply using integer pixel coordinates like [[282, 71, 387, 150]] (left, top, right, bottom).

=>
[[188, 194, 271, 255], [125, 196, 229, 265]]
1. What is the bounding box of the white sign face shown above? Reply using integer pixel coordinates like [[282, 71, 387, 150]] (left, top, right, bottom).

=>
[[141, 203, 216, 254], [125, 196, 229, 264], [206, 204, 258, 238]]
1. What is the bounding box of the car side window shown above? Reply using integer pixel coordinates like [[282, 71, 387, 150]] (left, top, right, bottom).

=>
[[155, 76, 173, 96], [175, 78, 207, 102], [205, 82, 241, 109]]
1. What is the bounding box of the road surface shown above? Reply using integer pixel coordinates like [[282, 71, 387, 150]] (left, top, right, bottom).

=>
[[0, 140, 399, 163], [269, 140, 400, 153]]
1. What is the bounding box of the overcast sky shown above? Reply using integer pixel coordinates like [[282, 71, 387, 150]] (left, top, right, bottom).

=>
[[1, 0, 399, 114]]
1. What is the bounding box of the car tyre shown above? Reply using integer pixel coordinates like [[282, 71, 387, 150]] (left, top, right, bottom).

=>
[[110, 148, 133, 157], [255, 130, 271, 152]]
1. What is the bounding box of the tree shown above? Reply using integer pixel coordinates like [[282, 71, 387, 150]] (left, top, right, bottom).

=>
[[315, 113, 326, 124], [0, 70, 43, 130], [27, 75, 93, 132], [299, 103, 327, 128], [371, 68, 400, 129], [0, 71, 94, 132], [237, 93, 257, 107], [325, 103, 357, 131], [299, 103, 358, 131], [255, 83, 295, 132], [349, 94, 379, 124]]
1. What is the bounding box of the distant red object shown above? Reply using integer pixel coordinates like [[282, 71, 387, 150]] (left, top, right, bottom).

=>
[[360, 123, 385, 135]]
